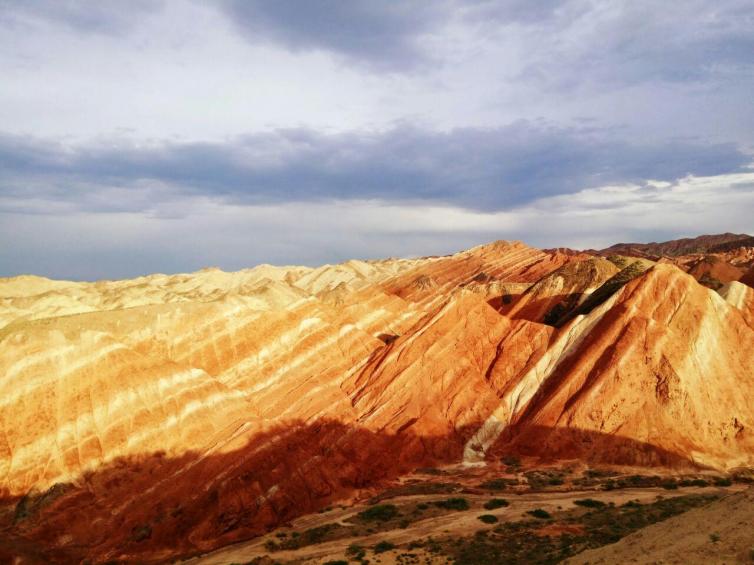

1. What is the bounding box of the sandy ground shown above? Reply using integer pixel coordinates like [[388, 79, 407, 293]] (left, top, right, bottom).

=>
[[565, 487, 754, 565], [187, 485, 743, 565]]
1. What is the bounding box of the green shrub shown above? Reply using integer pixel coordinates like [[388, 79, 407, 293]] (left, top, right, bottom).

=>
[[374, 540, 396, 553], [679, 478, 709, 487], [574, 498, 606, 508], [323, 561, 348, 565], [479, 478, 508, 490], [713, 477, 732, 486], [358, 504, 399, 522], [661, 480, 679, 490], [483, 498, 509, 510], [346, 544, 366, 559], [527, 508, 551, 519], [434, 498, 470, 511], [263, 539, 278, 552], [477, 514, 499, 524]]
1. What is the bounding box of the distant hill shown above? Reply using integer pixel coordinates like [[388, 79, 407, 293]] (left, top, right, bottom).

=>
[[597, 232, 753, 258]]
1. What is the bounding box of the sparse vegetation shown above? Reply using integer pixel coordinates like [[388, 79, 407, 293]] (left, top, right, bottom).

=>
[[374, 540, 396, 553], [268, 523, 342, 551], [479, 478, 513, 490], [345, 543, 366, 559], [525, 470, 566, 489], [527, 508, 552, 519], [478, 514, 499, 524], [433, 493, 719, 564], [358, 504, 399, 522], [433, 497, 469, 511], [483, 498, 509, 510], [573, 498, 606, 508]]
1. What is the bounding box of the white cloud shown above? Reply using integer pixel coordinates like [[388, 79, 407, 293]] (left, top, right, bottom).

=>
[[3, 171, 752, 280]]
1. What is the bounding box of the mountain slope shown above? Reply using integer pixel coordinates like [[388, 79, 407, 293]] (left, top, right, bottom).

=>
[[1, 239, 753, 563]]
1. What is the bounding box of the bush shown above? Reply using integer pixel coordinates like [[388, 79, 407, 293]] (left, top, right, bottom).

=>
[[323, 561, 348, 565], [527, 508, 551, 519], [479, 478, 508, 491], [501, 455, 521, 467], [346, 544, 366, 559], [713, 477, 733, 487], [374, 540, 396, 553], [483, 498, 509, 510], [679, 478, 709, 487], [434, 498, 470, 511], [574, 499, 606, 508], [661, 480, 679, 490], [417, 467, 443, 475], [358, 504, 399, 522], [478, 514, 499, 524]]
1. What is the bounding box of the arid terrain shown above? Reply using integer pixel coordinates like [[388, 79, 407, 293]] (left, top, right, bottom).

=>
[[1, 233, 753, 564]]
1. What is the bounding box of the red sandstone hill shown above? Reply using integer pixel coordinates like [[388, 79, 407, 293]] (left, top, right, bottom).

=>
[[0, 237, 753, 562], [596, 232, 752, 258]]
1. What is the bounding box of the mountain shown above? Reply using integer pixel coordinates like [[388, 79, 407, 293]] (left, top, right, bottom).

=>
[[597, 232, 753, 258], [1, 238, 753, 563]]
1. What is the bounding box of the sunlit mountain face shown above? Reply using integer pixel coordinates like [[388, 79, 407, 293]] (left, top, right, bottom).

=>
[[1, 235, 754, 562], [2, 1, 753, 563]]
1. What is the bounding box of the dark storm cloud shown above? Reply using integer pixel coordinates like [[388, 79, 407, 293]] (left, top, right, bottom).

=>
[[0, 124, 749, 214]]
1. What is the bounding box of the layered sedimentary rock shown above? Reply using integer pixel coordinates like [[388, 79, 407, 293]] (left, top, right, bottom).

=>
[[1, 237, 753, 562]]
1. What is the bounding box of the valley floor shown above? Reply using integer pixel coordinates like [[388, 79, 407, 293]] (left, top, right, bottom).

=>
[[186, 462, 750, 565]]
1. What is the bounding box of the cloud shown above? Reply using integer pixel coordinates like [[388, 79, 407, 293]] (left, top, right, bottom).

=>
[[214, 0, 754, 85], [2, 171, 753, 280], [0, 124, 749, 216], [218, 0, 448, 71], [501, 0, 754, 89], [0, 0, 160, 34]]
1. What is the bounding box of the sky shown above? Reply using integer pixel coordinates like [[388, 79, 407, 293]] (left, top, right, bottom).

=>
[[1, 0, 753, 280]]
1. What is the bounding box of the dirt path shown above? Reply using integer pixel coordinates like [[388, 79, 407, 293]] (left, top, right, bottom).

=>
[[188, 485, 742, 564]]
